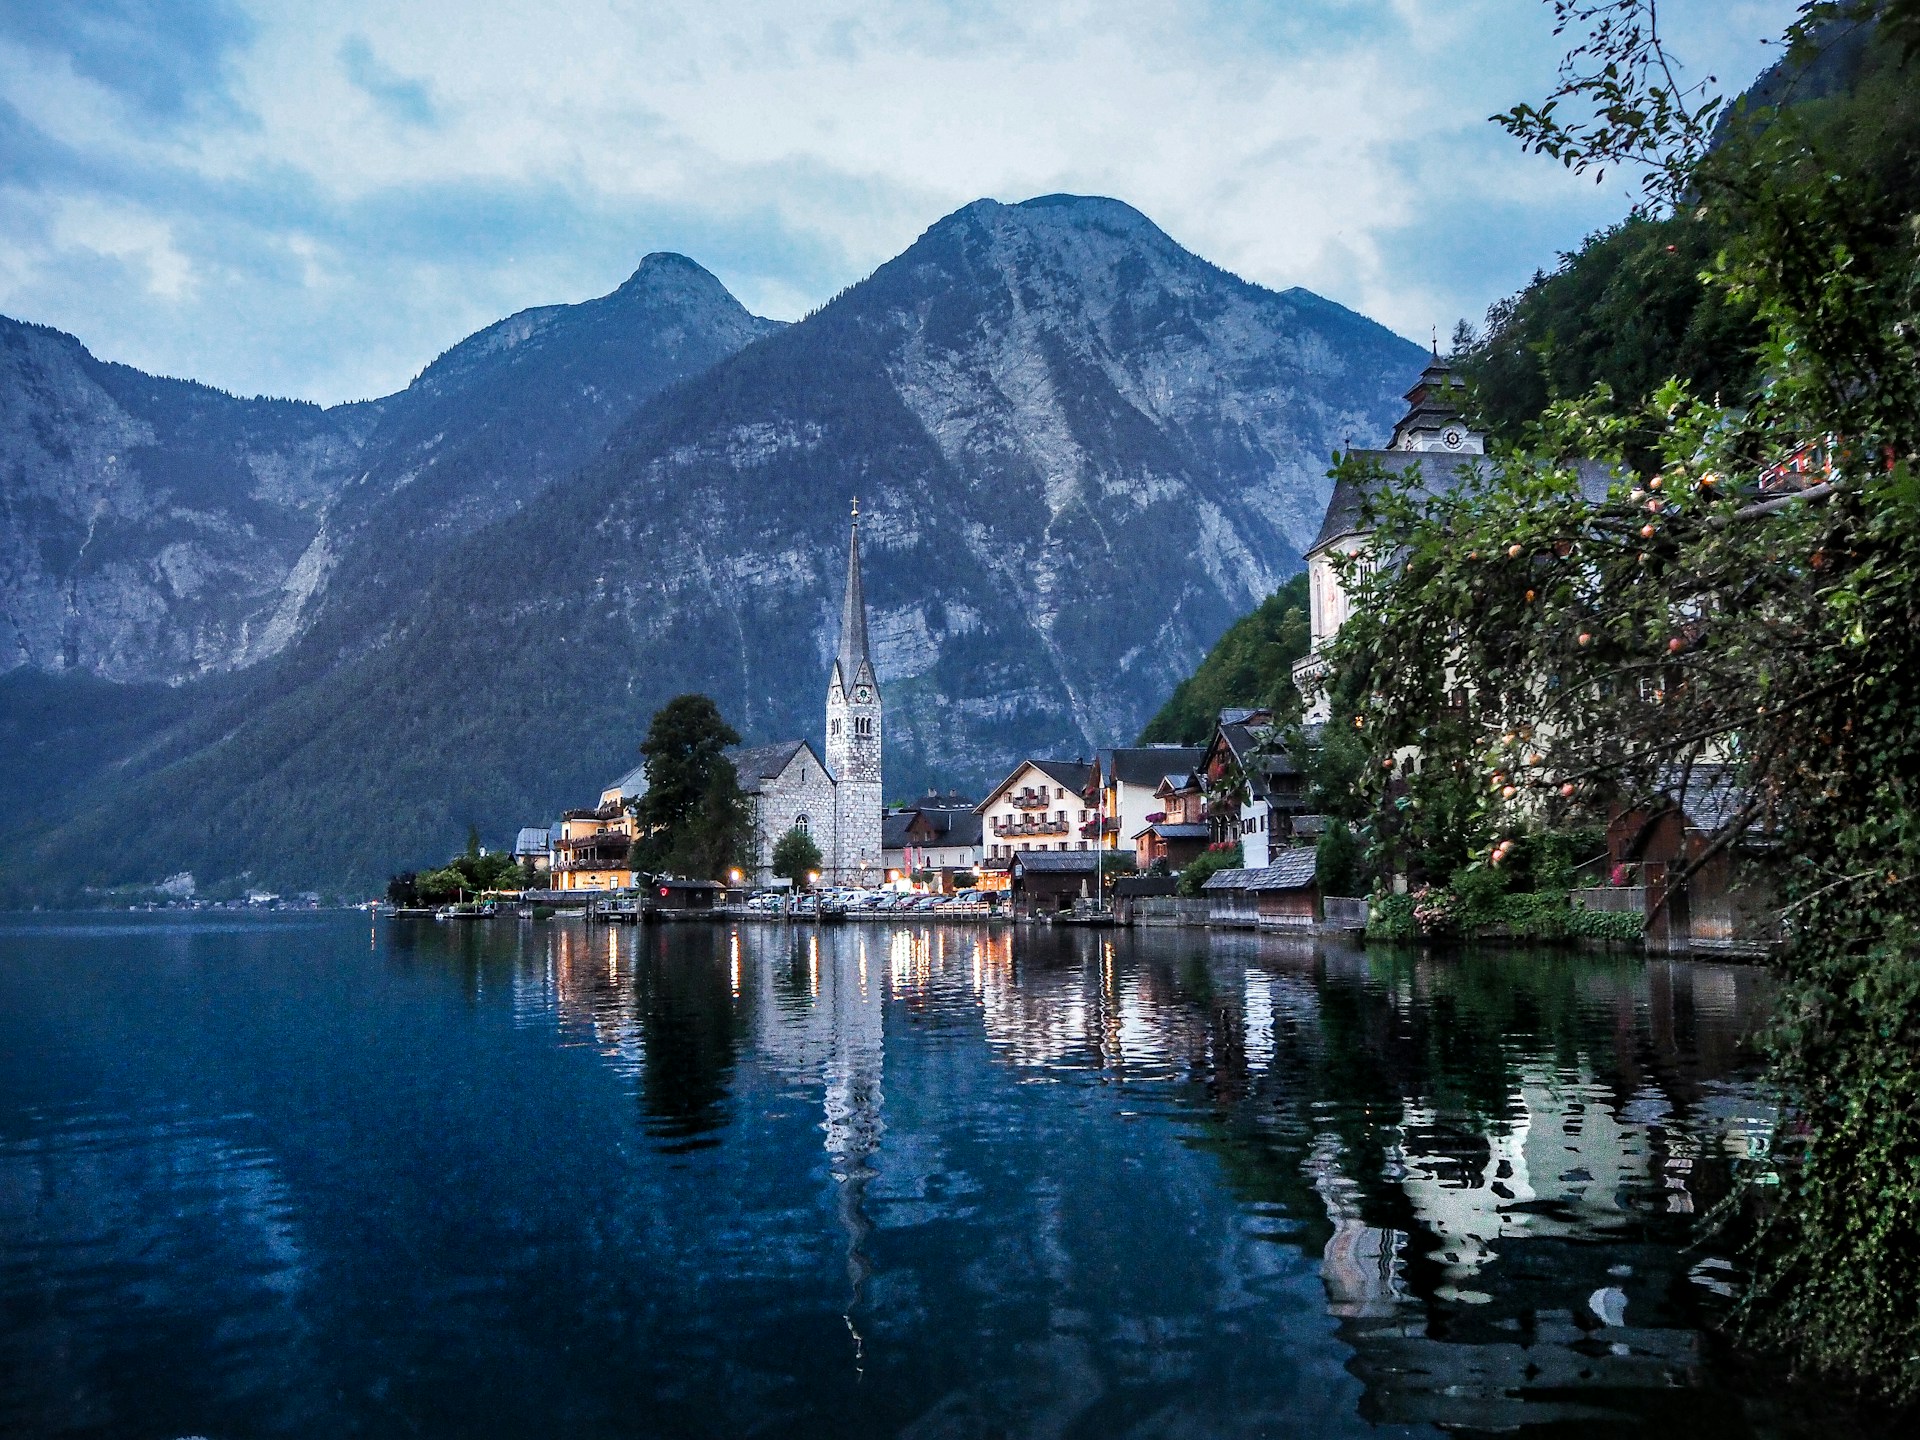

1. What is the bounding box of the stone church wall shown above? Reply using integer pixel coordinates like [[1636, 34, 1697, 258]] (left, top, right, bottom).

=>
[[750, 764, 839, 884]]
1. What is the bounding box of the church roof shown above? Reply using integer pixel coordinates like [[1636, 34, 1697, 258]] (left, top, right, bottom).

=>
[[1306, 452, 1616, 556], [833, 510, 873, 687], [725, 740, 822, 795]]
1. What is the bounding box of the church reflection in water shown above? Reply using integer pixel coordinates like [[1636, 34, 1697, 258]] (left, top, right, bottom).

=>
[[478, 918, 1778, 1432]]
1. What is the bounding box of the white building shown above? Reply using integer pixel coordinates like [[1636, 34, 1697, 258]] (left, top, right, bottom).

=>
[[1290, 350, 1613, 723], [599, 508, 885, 888], [975, 759, 1095, 865], [1087, 745, 1205, 854], [1292, 352, 1488, 723]]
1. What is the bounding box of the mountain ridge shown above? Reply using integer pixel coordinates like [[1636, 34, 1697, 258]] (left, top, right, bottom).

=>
[[3, 194, 1425, 899]]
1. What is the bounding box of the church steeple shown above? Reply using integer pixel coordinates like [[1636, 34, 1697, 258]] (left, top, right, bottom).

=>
[[826, 497, 883, 884], [833, 499, 873, 692], [1388, 350, 1483, 455]]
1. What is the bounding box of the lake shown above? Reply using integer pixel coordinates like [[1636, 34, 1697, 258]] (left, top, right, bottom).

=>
[[0, 914, 1841, 1438]]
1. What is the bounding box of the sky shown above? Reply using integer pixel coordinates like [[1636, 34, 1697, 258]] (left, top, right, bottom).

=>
[[0, 0, 1803, 406]]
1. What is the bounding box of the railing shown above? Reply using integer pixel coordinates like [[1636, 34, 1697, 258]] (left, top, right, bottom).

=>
[[553, 830, 630, 850], [1010, 792, 1051, 810], [993, 818, 1068, 838]]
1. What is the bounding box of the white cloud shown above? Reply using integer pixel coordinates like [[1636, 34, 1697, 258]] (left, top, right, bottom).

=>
[[0, 0, 1804, 402], [51, 195, 197, 300]]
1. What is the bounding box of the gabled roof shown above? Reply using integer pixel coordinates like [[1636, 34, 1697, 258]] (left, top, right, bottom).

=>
[[1307, 452, 1616, 558], [1098, 745, 1207, 789], [912, 808, 983, 846], [881, 812, 915, 849], [724, 740, 825, 795], [602, 761, 649, 800], [975, 759, 1094, 812], [1011, 850, 1103, 875], [1202, 850, 1317, 891], [1133, 822, 1209, 841], [1203, 716, 1303, 797], [514, 826, 551, 855]]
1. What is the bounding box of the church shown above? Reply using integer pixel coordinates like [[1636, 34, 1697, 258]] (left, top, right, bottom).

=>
[[725, 506, 885, 886]]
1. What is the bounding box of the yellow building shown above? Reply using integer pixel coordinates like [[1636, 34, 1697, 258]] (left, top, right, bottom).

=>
[[551, 804, 637, 892]]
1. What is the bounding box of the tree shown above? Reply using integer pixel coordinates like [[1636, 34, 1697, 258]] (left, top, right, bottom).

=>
[[1315, 820, 1361, 898], [1326, 1, 1920, 1401], [633, 694, 754, 879], [771, 825, 823, 885]]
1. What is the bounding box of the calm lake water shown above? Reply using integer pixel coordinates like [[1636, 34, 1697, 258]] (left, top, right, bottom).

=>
[[0, 914, 1844, 1438]]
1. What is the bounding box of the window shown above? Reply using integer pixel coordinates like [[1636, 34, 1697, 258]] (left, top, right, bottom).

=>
[[830, 719, 841, 737], [796, 813, 810, 833], [1075, 841, 1086, 851], [854, 716, 873, 737]]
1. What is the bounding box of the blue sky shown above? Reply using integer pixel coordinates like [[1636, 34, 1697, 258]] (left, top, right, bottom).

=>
[[0, 0, 1801, 405]]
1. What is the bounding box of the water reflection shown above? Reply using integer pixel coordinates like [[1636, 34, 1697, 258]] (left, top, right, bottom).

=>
[[474, 919, 1786, 1430], [0, 914, 1833, 1439]]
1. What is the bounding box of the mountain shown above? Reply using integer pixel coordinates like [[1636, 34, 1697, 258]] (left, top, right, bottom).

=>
[[0, 316, 372, 682], [7, 194, 1425, 900], [0, 255, 780, 688], [1138, 573, 1311, 744]]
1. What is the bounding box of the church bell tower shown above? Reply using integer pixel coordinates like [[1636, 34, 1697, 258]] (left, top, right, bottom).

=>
[[826, 501, 883, 886]]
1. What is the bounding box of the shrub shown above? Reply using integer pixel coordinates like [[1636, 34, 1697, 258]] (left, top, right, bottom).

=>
[[1568, 905, 1645, 943], [1176, 842, 1242, 896], [1365, 892, 1416, 940], [1494, 889, 1573, 940]]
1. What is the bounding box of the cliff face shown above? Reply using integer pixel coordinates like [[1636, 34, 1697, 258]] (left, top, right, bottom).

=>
[[0, 316, 370, 681], [5, 195, 1424, 897], [0, 255, 779, 684]]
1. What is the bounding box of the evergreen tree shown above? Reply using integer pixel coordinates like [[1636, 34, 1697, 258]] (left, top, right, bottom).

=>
[[633, 694, 753, 879]]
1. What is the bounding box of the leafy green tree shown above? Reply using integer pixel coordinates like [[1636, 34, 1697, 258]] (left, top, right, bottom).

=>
[[415, 866, 469, 905], [1326, 0, 1920, 1400], [771, 825, 823, 885], [633, 694, 753, 879]]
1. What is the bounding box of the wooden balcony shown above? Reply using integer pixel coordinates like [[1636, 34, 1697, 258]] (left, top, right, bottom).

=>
[[992, 817, 1068, 838]]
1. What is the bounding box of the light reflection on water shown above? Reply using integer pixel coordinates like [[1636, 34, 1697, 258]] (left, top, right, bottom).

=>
[[0, 914, 1841, 1438]]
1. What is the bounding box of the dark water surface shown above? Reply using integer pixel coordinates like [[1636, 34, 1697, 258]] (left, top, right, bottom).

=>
[[0, 914, 1836, 1438]]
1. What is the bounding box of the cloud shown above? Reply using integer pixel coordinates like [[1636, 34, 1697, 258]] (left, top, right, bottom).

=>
[[338, 33, 434, 127], [0, 0, 253, 122], [0, 0, 1804, 404]]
